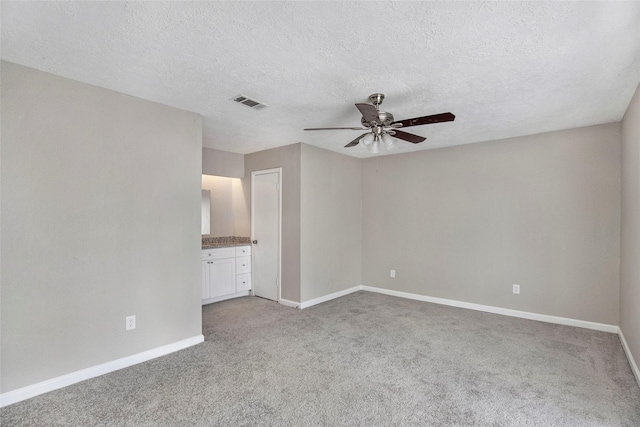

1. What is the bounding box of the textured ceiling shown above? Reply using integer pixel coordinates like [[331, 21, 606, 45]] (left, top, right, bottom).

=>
[[2, 1, 639, 158]]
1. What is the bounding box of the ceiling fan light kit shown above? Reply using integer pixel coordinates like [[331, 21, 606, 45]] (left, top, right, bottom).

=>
[[370, 137, 380, 154], [304, 93, 455, 154], [381, 133, 396, 150], [360, 133, 374, 146]]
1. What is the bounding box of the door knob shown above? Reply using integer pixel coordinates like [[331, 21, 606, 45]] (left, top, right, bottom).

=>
[[252, 240, 258, 244]]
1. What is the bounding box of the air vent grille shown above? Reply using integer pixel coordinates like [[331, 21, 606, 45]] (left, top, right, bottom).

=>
[[232, 95, 268, 110]]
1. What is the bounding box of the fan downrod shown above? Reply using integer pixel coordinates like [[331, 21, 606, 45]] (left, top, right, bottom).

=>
[[368, 93, 385, 107]]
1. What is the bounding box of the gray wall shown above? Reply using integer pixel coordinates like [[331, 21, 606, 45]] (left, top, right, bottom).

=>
[[244, 144, 301, 302], [621, 82, 640, 366], [201, 175, 250, 237], [1, 62, 203, 393], [362, 124, 621, 325], [231, 177, 251, 237], [202, 147, 244, 178], [300, 144, 362, 302]]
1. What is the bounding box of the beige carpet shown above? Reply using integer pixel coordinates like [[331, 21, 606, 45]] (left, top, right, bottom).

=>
[[2, 291, 639, 426]]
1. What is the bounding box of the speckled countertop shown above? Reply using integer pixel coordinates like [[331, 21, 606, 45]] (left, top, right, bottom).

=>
[[202, 236, 251, 249]]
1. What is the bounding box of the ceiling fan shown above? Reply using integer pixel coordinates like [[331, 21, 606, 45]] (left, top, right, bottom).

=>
[[304, 93, 455, 153]]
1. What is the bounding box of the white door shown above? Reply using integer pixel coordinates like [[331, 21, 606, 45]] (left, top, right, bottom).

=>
[[251, 169, 281, 301]]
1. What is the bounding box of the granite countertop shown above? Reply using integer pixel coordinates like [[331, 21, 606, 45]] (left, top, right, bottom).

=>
[[202, 236, 251, 249]]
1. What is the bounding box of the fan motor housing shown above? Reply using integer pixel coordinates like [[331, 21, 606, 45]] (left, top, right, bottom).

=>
[[377, 111, 394, 126], [361, 111, 394, 127]]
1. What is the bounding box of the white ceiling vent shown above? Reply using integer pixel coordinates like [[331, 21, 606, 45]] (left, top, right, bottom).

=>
[[231, 95, 268, 110]]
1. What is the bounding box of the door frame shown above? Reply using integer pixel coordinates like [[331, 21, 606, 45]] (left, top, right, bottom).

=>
[[251, 168, 282, 302]]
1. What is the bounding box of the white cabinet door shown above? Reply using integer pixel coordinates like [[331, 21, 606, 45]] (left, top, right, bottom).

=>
[[209, 258, 236, 298], [202, 260, 211, 299]]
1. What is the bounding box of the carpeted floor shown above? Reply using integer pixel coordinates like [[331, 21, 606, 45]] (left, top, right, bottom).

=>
[[2, 291, 639, 426]]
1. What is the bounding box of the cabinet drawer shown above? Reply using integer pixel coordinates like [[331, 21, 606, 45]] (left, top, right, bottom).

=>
[[202, 247, 235, 261], [235, 245, 251, 257], [236, 273, 251, 292], [236, 256, 251, 274]]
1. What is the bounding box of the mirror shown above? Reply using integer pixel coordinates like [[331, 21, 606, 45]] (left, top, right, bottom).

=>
[[201, 190, 211, 235]]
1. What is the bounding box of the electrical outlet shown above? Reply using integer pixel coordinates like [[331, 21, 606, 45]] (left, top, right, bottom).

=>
[[390, 269, 396, 278], [126, 315, 136, 331], [513, 284, 520, 294]]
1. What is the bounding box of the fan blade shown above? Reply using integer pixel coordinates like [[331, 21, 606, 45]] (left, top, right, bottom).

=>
[[304, 127, 367, 131], [392, 112, 455, 128], [345, 133, 369, 148], [355, 103, 380, 123], [391, 130, 426, 144]]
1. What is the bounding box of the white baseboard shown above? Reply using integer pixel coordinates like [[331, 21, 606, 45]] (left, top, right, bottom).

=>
[[0, 334, 204, 408], [361, 285, 618, 333], [619, 328, 640, 387], [3, 286, 631, 408], [202, 291, 251, 305], [278, 299, 300, 308], [299, 286, 362, 309]]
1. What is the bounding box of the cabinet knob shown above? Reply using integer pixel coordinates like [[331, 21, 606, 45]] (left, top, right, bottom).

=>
[[252, 240, 258, 244]]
